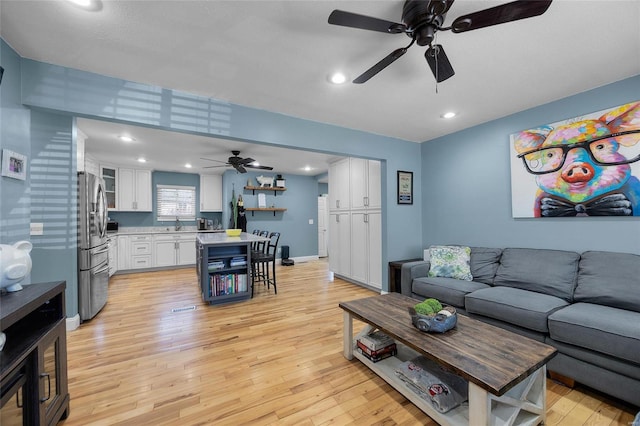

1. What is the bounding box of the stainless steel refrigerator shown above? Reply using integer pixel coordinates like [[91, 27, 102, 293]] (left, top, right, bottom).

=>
[[78, 171, 109, 321]]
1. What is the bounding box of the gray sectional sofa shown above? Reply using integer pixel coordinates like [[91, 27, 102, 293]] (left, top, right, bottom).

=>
[[400, 247, 640, 407]]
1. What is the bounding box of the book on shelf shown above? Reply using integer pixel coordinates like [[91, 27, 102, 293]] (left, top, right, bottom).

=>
[[356, 340, 397, 358], [207, 260, 225, 271], [358, 331, 395, 352], [356, 343, 397, 363], [209, 273, 248, 297], [229, 256, 247, 267]]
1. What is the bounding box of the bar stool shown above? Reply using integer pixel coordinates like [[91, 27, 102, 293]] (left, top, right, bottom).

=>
[[251, 232, 280, 296]]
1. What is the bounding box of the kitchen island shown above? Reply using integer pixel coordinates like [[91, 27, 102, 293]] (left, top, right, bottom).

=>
[[196, 232, 269, 304]]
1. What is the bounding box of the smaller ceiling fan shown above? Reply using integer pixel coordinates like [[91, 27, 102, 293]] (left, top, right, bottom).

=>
[[201, 150, 273, 174], [328, 0, 553, 84]]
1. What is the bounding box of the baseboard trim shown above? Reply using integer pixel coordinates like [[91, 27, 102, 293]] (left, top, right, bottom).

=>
[[289, 255, 318, 264], [66, 314, 80, 331]]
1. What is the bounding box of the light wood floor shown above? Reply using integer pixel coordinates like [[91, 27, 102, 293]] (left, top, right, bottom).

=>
[[61, 260, 637, 425]]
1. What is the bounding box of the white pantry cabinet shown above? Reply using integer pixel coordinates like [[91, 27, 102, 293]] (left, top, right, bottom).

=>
[[328, 158, 350, 211], [350, 158, 381, 210], [328, 157, 382, 290], [350, 211, 382, 289], [328, 212, 351, 278], [200, 174, 223, 212], [118, 168, 152, 211]]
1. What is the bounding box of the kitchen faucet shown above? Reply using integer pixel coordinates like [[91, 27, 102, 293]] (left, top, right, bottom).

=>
[[175, 217, 182, 231]]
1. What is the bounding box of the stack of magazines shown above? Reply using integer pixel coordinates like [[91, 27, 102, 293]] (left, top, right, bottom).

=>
[[356, 331, 397, 362], [229, 256, 247, 267]]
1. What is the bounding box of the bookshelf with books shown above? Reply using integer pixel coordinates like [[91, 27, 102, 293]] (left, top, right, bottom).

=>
[[196, 232, 267, 305]]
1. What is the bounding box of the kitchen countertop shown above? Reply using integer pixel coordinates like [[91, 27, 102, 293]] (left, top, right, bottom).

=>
[[108, 226, 225, 236], [197, 232, 269, 245]]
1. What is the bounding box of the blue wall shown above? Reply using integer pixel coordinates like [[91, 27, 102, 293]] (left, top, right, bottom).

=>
[[422, 75, 640, 255], [1, 40, 31, 245], [221, 170, 320, 258]]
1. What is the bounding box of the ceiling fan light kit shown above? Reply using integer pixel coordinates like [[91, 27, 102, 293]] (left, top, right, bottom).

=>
[[328, 0, 552, 84]]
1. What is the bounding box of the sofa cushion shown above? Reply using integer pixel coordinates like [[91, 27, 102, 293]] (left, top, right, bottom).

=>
[[428, 245, 473, 281], [465, 287, 569, 333], [469, 247, 502, 285], [548, 303, 640, 364], [412, 277, 490, 309], [574, 251, 640, 313], [493, 248, 579, 301]]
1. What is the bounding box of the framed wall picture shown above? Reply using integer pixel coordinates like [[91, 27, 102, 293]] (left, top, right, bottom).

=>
[[1, 149, 27, 181], [397, 170, 413, 205]]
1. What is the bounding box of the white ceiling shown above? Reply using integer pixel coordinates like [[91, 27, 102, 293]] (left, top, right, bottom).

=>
[[2, 1, 639, 174]]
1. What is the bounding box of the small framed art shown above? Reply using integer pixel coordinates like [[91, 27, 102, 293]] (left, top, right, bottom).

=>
[[2, 149, 27, 181], [397, 170, 413, 205]]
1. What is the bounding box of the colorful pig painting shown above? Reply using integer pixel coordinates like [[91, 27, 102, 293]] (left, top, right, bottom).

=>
[[512, 101, 640, 217]]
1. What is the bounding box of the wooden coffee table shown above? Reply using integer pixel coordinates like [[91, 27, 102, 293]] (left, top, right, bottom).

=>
[[339, 293, 557, 426]]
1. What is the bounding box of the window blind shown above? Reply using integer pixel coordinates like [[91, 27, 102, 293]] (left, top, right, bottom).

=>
[[156, 184, 196, 221]]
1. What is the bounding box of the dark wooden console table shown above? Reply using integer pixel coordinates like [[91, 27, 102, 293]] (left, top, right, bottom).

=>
[[1, 281, 70, 425], [388, 258, 422, 293]]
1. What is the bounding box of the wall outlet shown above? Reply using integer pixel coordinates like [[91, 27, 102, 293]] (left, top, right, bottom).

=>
[[308, 219, 314, 225], [30, 222, 44, 236], [277, 247, 281, 254]]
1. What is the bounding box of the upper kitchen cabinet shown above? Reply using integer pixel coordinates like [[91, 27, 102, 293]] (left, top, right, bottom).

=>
[[200, 174, 223, 212], [118, 168, 152, 211], [100, 164, 118, 210]]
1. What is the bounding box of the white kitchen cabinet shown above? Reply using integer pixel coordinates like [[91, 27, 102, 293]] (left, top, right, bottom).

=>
[[153, 233, 196, 267], [350, 158, 381, 210], [107, 236, 118, 277], [100, 165, 118, 210], [329, 212, 351, 278], [328, 158, 350, 211], [118, 168, 152, 211], [350, 211, 382, 289], [117, 235, 130, 270], [200, 174, 222, 212]]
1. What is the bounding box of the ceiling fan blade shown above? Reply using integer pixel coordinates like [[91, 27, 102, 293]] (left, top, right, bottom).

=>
[[328, 10, 406, 34], [353, 47, 408, 84], [246, 164, 274, 171], [237, 157, 256, 165], [425, 44, 455, 83], [203, 165, 229, 169], [200, 157, 227, 164], [234, 164, 247, 174], [451, 0, 552, 33]]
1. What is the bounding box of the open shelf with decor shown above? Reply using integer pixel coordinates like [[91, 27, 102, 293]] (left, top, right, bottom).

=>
[[244, 186, 286, 196], [245, 207, 287, 216]]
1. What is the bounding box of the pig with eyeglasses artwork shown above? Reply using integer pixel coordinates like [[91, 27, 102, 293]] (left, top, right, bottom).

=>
[[512, 101, 640, 217]]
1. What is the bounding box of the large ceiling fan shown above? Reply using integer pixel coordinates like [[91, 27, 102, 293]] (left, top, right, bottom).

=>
[[328, 0, 552, 83], [201, 150, 274, 174]]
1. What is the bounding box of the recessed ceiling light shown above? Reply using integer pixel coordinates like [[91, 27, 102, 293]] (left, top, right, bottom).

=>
[[137, 157, 146, 163], [65, 0, 100, 10], [185, 163, 192, 168], [252, 161, 260, 167], [66, 0, 92, 6], [303, 166, 312, 172], [119, 135, 135, 142], [329, 72, 347, 85], [441, 111, 456, 119]]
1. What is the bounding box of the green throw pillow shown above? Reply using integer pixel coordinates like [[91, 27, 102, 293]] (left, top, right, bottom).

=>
[[428, 245, 473, 281]]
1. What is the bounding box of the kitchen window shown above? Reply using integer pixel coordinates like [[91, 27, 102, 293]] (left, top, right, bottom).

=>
[[157, 184, 196, 221]]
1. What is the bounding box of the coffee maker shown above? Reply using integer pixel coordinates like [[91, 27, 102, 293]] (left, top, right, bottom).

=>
[[197, 218, 207, 230]]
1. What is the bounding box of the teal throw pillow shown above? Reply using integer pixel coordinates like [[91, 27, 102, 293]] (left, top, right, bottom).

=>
[[428, 245, 473, 281]]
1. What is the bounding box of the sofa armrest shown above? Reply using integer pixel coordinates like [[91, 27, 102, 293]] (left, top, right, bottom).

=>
[[400, 261, 430, 296]]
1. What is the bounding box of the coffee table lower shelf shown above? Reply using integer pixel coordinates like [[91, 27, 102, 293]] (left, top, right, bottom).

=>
[[347, 324, 547, 426]]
